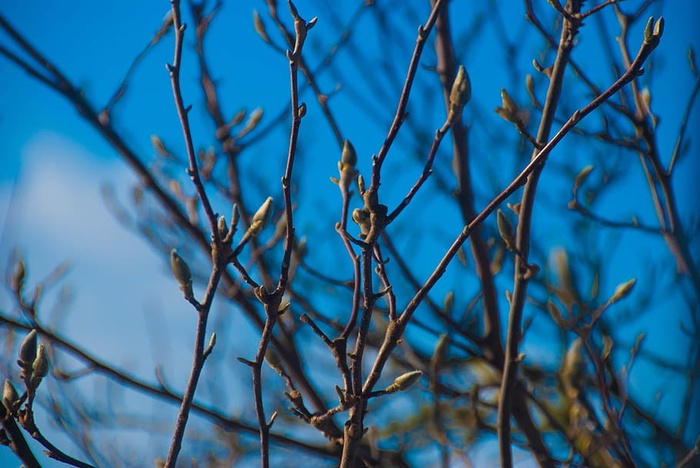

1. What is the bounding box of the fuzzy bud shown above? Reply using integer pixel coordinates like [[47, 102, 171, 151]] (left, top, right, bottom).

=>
[[265, 348, 284, 375], [495, 88, 522, 124], [11, 258, 25, 292], [385, 370, 422, 393], [610, 278, 636, 304], [217, 215, 228, 241], [447, 65, 471, 123], [497, 209, 515, 250], [247, 197, 273, 238], [230, 204, 240, 232], [2, 380, 19, 413], [19, 329, 38, 366], [431, 334, 449, 369], [336, 140, 359, 194], [170, 249, 193, 299], [253, 10, 271, 43], [352, 208, 370, 238], [32, 344, 49, 379], [561, 338, 585, 399]]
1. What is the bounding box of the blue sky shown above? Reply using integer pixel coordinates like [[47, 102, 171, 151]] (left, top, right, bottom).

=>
[[1, 1, 699, 466]]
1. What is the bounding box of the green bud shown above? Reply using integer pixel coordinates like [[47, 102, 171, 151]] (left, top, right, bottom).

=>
[[352, 208, 371, 238], [151, 135, 167, 155], [341, 140, 357, 167], [32, 344, 49, 379], [231, 204, 240, 231], [601, 335, 613, 361], [2, 380, 18, 413], [11, 258, 25, 292], [431, 334, 449, 368], [497, 209, 515, 250], [246, 108, 263, 130], [653, 17, 664, 39], [610, 278, 636, 303], [573, 165, 594, 191], [29, 344, 49, 390], [247, 197, 273, 238], [447, 65, 471, 123], [561, 338, 584, 398], [337, 140, 359, 194], [495, 88, 522, 124], [170, 250, 192, 284], [357, 174, 365, 195], [443, 291, 454, 314], [170, 249, 193, 299], [386, 370, 422, 393], [253, 10, 271, 43], [265, 348, 284, 375], [19, 329, 38, 366], [217, 215, 228, 241]]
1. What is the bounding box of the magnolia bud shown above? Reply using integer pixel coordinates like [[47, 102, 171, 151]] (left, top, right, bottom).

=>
[[32, 344, 49, 379], [341, 140, 357, 167], [497, 210, 515, 250], [2, 380, 18, 413], [217, 215, 228, 240], [386, 370, 422, 393], [610, 278, 636, 303], [561, 338, 585, 399], [495, 88, 522, 124], [170, 250, 193, 299], [19, 329, 38, 366], [447, 65, 471, 123], [247, 197, 273, 238]]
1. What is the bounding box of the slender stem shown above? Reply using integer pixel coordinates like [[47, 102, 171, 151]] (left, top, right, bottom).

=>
[[167, 0, 219, 239], [498, 3, 582, 466], [163, 3, 226, 466], [431, 0, 503, 364], [361, 0, 660, 400]]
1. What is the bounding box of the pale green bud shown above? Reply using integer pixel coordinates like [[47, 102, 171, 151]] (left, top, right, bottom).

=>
[[19, 329, 38, 366], [247, 197, 273, 238], [447, 65, 471, 123], [32, 344, 49, 379], [2, 379, 18, 413], [386, 370, 422, 393], [610, 278, 636, 303], [170, 249, 193, 299], [497, 209, 515, 250]]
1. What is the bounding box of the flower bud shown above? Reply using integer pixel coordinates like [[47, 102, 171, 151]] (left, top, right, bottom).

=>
[[573, 165, 594, 191], [247, 197, 273, 238], [337, 140, 359, 194], [561, 338, 584, 399], [447, 65, 471, 123], [610, 278, 636, 303], [265, 348, 284, 375], [385, 370, 422, 393], [253, 10, 271, 43], [170, 249, 193, 299], [497, 209, 515, 250], [341, 139, 357, 167], [19, 329, 38, 366], [11, 258, 25, 292], [230, 204, 240, 232], [2, 380, 18, 413], [217, 215, 228, 241], [431, 335, 449, 369], [495, 88, 522, 124], [32, 344, 49, 379]]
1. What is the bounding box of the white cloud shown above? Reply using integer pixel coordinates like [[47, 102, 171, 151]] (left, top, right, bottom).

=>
[[1, 131, 195, 372]]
